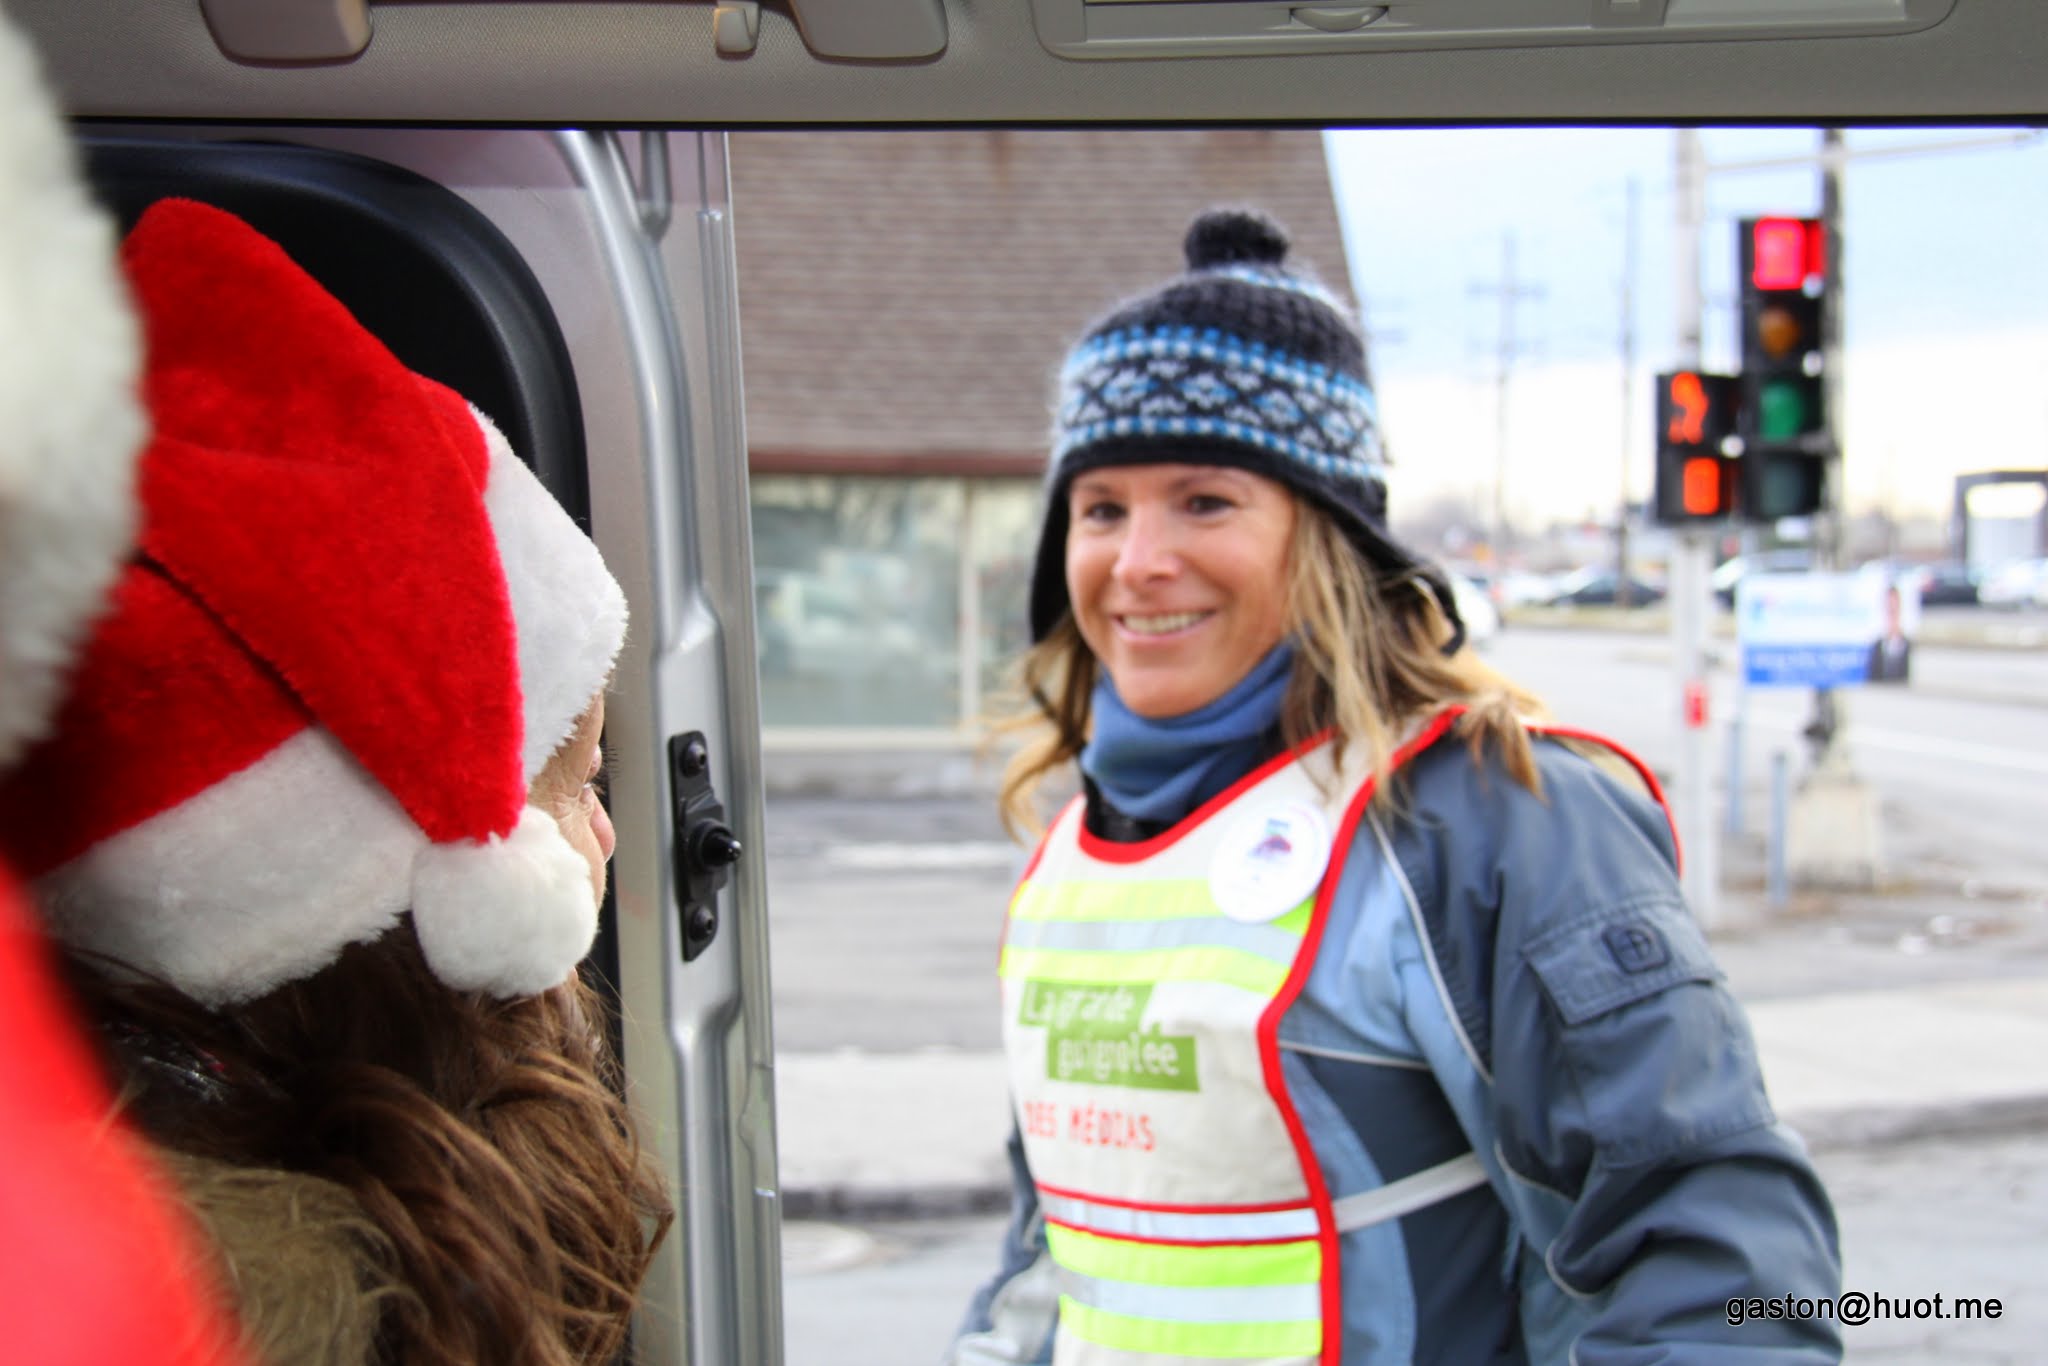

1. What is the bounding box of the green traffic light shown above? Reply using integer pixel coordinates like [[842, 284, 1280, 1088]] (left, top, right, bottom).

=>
[[1757, 379, 1810, 440], [1757, 461, 1811, 520]]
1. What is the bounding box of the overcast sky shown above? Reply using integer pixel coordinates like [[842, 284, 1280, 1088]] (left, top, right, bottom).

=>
[[1324, 127, 2048, 529]]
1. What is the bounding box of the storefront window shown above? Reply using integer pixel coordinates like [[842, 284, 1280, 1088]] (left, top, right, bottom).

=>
[[751, 476, 963, 727], [969, 479, 1044, 720]]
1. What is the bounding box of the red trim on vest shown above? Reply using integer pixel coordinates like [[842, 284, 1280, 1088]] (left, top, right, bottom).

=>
[[1252, 708, 1461, 1364], [1042, 1216, 1317, 1252], [1075, 728, 1337, 865], [1016, 706, 1677, 1361], [1036, 1179, 1315, 1217], [1533, 724, 1682, 873]]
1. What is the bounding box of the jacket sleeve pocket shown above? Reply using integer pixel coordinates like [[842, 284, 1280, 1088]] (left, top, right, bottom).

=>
[[1523, 899, 1719, 1027], [1521, 900, 1774, 1168]]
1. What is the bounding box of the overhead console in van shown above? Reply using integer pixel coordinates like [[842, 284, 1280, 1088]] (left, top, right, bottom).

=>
[[196, 0, 946, 64], [1030, 0, 1955, 60], [13, 0, 2034, 122]]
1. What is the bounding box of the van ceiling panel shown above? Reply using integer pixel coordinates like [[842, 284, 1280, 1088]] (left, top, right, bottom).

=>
[[11, 0, 2046, 124], [1030, 0, 1956, 62]]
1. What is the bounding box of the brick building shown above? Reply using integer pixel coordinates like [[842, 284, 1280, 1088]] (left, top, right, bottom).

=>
[[728, 130, 1353, 733]]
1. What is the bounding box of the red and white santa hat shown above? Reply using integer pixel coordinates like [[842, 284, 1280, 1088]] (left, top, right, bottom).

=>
[[0, 21, 144, 774], [0, 198, 629, 1005]]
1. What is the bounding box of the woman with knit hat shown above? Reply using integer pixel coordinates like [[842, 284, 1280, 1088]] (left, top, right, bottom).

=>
[[0, 197, 667, 1364], [949, 210, 1841, 1364]]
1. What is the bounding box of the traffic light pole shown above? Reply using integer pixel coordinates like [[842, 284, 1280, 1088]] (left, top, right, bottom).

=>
[[1810, 129, 1848, 763], [1786, 128, 1883, 887], [1671, 129, 1720, 926], [1671, 130, 2034, 904]]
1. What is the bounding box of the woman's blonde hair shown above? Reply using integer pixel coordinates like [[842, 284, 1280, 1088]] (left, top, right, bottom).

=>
[[996, 497, 1548, 838]]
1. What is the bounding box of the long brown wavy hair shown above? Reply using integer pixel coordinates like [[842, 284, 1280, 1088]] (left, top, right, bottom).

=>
[[997, 498, 1549, 837], [64, 921, 669, 1365]]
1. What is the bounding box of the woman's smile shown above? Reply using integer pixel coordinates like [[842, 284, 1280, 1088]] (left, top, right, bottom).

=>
[[1066, 462, 1296, 718], [1113, 609, 1215, 640]]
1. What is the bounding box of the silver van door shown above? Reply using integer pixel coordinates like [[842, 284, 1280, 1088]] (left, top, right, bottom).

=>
[[556, 129, 783, 1366], [142, 125, 786, 1365]]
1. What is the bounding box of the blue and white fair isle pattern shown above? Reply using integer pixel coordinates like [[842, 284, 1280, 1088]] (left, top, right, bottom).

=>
[[1056, 324, 1385, 485]]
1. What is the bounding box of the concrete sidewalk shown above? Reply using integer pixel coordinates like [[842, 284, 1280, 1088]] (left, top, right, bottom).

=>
[[774, 973, 2048, 1218]]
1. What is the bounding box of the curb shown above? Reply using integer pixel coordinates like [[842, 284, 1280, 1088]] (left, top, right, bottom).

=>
[[779, 1093, 2048, 1223], [784, 1181, 1013, 1223], [1785, 1092, 2048, 1154], [1499, 606, 2048, 651]]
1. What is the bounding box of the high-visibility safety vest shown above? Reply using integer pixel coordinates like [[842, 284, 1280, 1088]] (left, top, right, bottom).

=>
[[1000, 712, 1492, 1365]]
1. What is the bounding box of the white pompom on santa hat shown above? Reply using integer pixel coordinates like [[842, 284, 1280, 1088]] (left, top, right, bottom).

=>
[[0, 198, 628, 1005]]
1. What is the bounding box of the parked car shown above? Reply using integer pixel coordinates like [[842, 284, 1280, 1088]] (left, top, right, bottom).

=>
[[1453, 567, 1498, 603], [1902, 561, 1981, 608], [1979, 558, 2048, 609], [1498, 570, 1562, 608], [1548, 568, 1665, 608], [1445, 568, 1501, 647]]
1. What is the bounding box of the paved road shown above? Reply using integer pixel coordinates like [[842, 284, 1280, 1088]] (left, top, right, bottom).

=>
[[763, 629, 2048, 1361], [1485, 626, 2048, 894], [783, 1128, 2048, 1365], [762, 630, 2048, 1052]]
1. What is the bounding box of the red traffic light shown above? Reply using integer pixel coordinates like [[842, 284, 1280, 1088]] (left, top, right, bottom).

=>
[[1657, 369, 1736, 450], [1736, 217, 1832, 522], [1681, 456, 1728, 517], [1749, 217, 1825, 292], [1664, 370, 1709, 444], [1652, 370, 1739, 525]]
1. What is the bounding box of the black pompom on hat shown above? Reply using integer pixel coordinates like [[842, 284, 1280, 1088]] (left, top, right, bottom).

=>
[[1027, 207, 1461, 649]]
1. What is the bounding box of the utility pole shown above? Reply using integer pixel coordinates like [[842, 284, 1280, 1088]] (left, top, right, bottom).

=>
[[1786, 126, 1883, 888], [1805, 126, 1848, 767], [1617, 177, 1639, 606], [1670, 129, 1719, 925], [1471, 233, 1541, 559]]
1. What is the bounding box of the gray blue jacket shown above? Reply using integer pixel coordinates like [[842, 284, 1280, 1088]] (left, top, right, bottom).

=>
[[950, 732, 1843, 1364]]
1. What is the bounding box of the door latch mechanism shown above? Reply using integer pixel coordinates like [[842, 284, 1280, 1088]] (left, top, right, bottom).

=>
[[669, 732, 742, 962]]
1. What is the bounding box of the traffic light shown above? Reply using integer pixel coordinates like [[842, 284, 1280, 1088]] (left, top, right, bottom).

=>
[[1737, 216, 1831, 520], [1652, 369, 1738, 524]]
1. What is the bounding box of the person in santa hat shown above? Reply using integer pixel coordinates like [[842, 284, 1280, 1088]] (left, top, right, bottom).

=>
[[0, 189, 670, 1363]]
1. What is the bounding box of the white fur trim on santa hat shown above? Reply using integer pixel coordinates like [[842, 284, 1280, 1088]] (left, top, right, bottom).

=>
[[35, 728, 421, 1005], [475, 409, 630, 779], [410, 804, 598, 997], [0, 17, 146, 769]]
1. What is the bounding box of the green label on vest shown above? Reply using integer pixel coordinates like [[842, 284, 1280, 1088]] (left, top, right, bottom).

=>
[[1019, 979, 1150, 1031], [1047, 1027, 1199, 1090], [1021, 980, 1199, 1091]]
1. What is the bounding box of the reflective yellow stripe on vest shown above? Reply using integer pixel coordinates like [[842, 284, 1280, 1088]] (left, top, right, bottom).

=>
[[1045, 1220, 1324, 1360], [1001, 751, 1364, 1365]]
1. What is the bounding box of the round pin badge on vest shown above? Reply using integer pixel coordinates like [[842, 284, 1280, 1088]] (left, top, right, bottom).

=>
[[1207, 800, 1333, 924]]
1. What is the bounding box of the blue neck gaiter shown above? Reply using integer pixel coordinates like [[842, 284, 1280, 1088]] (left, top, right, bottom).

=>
[[1081, 643, 1295, 826]]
